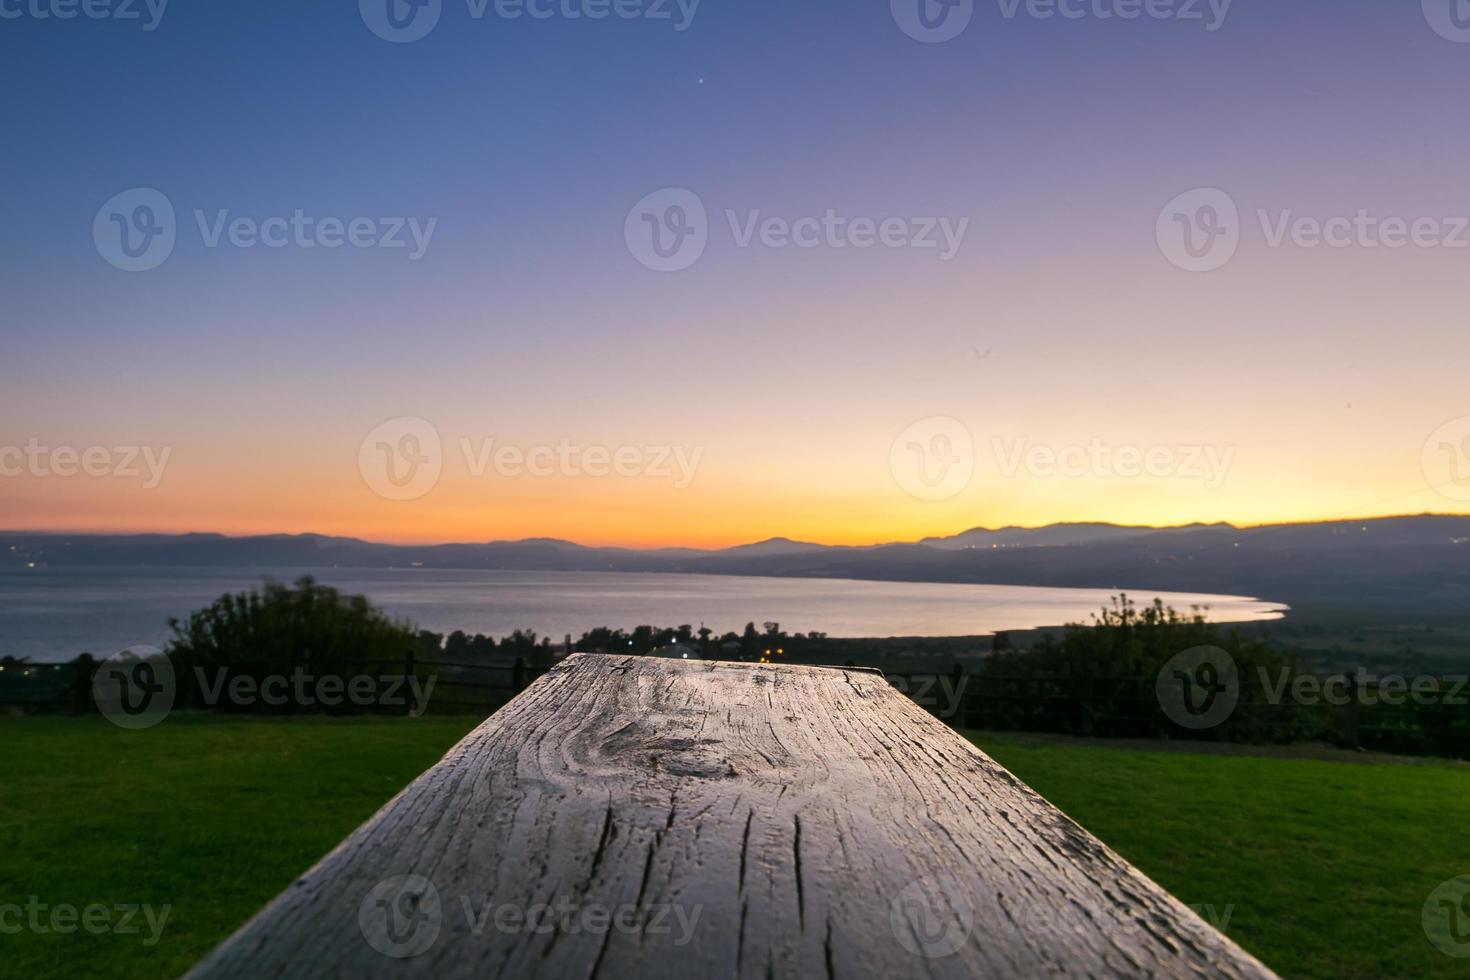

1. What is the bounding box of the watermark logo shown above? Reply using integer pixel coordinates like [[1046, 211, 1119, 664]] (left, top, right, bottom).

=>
[[360, 875, 443, 959], [1424, 876, 1470, 957], [892, 0, 974, 43], [1423, 417, 1470, 502], [94, 188, 176, 273], [361, 0, 443, 41], [92, 645, 175, 730], [1424, 0, 1470, 43], [890, 417, 975, 501], [1156, 646, 1238, 729], [890, 874, 975, 958], [1157, 187, 1239, 273], [360, 417, 444, 502], [359, 420, 700, 499], [626, 188, 708, 272]]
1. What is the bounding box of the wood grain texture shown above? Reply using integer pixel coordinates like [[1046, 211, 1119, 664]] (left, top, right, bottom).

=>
[[187, 654, 1278, 979]]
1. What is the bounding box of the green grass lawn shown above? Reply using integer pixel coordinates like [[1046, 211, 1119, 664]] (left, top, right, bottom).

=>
[[968, 733, 1470, 980], [0, 714, 481, 979], [3, 716, 1467, 979]]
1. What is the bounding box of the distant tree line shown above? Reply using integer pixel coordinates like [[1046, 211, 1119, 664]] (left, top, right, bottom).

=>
[[570, 621, 828, 662], [8, 584, 1468, 758]]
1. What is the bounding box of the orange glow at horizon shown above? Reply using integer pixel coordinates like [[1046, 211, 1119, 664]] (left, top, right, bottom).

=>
[[8, 227, 1470, 548], [2, 441, 1461, 549]]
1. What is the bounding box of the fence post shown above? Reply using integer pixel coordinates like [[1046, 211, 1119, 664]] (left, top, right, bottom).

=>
[[513, 656, 526, 695], [1342, 673, 1360, 750], [70, 659, 93, 715], [1078, 662, 1094, 737], [972, 672, 985, 731], [950, 663, 966, 728], [404, 649, 416, 717]]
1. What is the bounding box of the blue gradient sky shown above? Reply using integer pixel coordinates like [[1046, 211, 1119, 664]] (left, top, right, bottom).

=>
[[5, 0, 1470, 545]]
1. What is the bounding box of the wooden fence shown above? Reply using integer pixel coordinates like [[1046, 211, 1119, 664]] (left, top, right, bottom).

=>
[[885, 668, 1470, 759]]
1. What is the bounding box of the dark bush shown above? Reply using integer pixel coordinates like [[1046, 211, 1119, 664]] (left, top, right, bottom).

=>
[[166, 577, 421, 714]]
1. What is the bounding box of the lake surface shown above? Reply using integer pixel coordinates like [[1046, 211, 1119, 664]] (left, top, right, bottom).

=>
[[0, 566, 1287, 663]]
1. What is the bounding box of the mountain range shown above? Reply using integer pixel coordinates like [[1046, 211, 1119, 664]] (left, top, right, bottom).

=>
[[6, 515, 1470, 614]]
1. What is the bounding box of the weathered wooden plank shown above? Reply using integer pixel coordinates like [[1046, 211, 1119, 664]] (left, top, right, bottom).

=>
[[187, 655, 1278, 979]]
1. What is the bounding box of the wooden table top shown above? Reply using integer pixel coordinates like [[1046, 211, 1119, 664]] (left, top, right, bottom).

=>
[[187, 654, 1278, 979]]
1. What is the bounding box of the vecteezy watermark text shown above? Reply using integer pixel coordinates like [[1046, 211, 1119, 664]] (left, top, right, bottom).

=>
[[726, 210, 969, 261], [889, 674, 968, 719], [888, 418, 1235, 503], [1256, 667, 1470, 708], [358, 417, 704, 502], [993, 438, 1234, 489], [891, 0, 1231, 44], [360, 0, 700, 43], [625, 188, 970, 272], [0, 440, 171, 488], [192, 668, 436, 716], [194, 210, 436, 259], [0, 899, 171, 947], [1158, 187, 1470, 272], [995, 0, 1230, 29], [460, 438, 702, 487], [1157, 648, 1470, 730], [0, 0, 168, 30], [93, 188, 437, 272], [91, 648, 439, 727], [358, 875, 702, 959]]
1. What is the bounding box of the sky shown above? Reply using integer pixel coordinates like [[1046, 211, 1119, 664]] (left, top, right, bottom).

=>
[[5, 0, 1470, 547]]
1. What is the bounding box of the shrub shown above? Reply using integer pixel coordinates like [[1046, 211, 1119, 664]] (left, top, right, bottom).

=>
[[977, 595, 1326, 742], [166, 577, 421, 714]]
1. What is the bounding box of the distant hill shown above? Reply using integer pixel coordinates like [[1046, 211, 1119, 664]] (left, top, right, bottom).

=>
[[919, 522, 1204, 550], [715, 537, 831, 558], [5, 515, 1470, 614]]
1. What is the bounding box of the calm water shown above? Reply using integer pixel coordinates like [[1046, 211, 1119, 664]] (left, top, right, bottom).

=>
[[0, 567, 1287, 663]]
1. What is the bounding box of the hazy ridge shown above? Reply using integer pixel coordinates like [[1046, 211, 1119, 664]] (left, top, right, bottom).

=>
[[6, 515, 1469, 614]]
